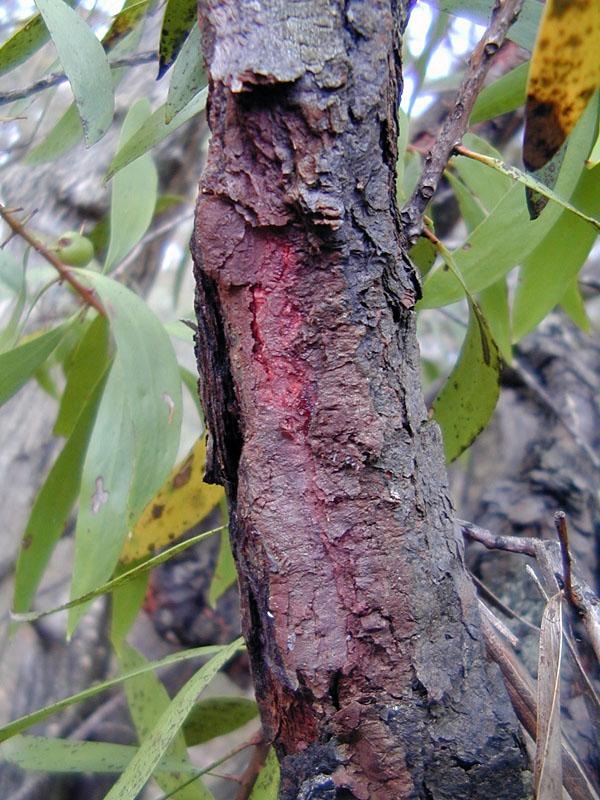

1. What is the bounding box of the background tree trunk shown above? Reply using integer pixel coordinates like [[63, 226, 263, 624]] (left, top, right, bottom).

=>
[[192, 1, 528, 797]]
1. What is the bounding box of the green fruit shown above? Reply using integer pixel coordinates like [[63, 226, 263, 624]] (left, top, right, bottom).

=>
[[54, 231, 95, 267]]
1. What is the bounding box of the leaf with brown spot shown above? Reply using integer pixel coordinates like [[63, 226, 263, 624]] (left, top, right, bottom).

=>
[[524, 0, 600, 172], [120, 436, 224, 563]]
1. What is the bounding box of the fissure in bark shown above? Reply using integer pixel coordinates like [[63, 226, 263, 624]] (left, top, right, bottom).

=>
[[192, 1, 529, 797]]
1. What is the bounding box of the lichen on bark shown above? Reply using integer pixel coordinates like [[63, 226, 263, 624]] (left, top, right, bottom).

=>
[[192, 1, 529, 797]]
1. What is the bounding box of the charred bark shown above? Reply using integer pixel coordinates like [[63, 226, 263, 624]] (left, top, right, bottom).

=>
[[192, 2, 528, 797]]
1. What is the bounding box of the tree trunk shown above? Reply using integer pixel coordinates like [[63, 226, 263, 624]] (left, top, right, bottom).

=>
[[191, 1, 528, 797]]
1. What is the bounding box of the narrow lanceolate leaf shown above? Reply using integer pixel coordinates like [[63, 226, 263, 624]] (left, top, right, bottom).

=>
[[534, 592, 563, 800], [103, 639, 242, 800], [68, 272, 182, 634], [105, 88, 207, 180], [104, 99, 158, 272], [208, 524, 236, 606], [34, 0, 114, 146], [158, 0, 197, 78], [421, 94, 600, 309], [470, 61, 528, 125], [102, 0, 153, 51], [13, 374, 106, 614], [120, 644, 214, 800], [165, 22, 206, 123], [432, 301, 501, 463], [55, 315, 110, 438], [120, 436, 224, 563], [0, 736, 199, 775], [0, 319, 73, 407], [12, 525, 224, 624], [524, 0, 600, 172], [457, 147, 600, 232], [0, 14, 50, 76], [0, 644, 230, 743], [183, 697, 258, 747], [249, 747, 280, 800], [24, 102, 83, 165], [513, 162, 600, 340]]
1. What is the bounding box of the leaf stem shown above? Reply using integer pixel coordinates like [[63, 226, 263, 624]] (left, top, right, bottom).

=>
[[0, 204, 106, 317]]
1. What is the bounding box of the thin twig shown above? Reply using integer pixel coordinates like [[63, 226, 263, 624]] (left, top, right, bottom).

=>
[[235, 735, 269, 800], [554, 511, 580, 615], [459, 518, 537, 557], [0, 204, 105, 317], [0, 51, 158, 107], [400, 0, 524, 243]]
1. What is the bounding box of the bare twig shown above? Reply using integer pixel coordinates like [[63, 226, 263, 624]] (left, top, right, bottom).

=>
[[459, 518, 537, 557], [554, 511, 578, 612], [0, 203, 106, 317], [0, 51, 158, 107], [235, 734, 269, 800], [400, 0, 524, 243]]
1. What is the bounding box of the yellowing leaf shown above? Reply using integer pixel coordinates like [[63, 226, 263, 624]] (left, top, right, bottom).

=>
[[120, 436, 224, 563], [524, 0, 600, 171]]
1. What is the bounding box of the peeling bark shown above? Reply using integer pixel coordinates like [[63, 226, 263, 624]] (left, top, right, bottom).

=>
[[192, 1, 529, 797]]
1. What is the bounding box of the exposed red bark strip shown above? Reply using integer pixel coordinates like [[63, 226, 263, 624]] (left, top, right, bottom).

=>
[[192, 2, 528, 797]]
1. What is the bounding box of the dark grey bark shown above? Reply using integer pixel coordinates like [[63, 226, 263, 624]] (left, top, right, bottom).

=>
[[192, 2, 529, 797]]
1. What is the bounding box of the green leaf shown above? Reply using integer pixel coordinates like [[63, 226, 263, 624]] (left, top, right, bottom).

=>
[[103, 639, 242, 800], [512, 164, 600, 340], [13, 372, 106, 615], [432, 301, 501, 463], [166, 23, 206, 123], [249, 747, 280, 800], [208, 522, 236, 607], [470, 62, 528, 125], [120, 644, 213, 800], [105, 88, 207, 180], [453, 133, 511, 211], [54, 315, 110, 438], [0, 13, 50, 77], [68, 272, 182, 633], [34, 0, 114, 146], [445, 171, 486, 232], [559, 280, 590, 333], [0, 247, 23, 294], [429, 0, 542, 51], [458, 147, 600, 231], [26, 21, 146, 165], [12, 525, 224, 623], [0, 319, 73, 407], [25, 102, 82, 165], [180, 365, 204, 419], [102, 0, 153, 51], [409, 235, 438, 277], [0, 643, 232, 743], [421, 93, 600, 308], [111, 564, 149, 649], [158, 0, 197, 78], [478, 277, 511, 364], [104, 99, 158, 272], [0, 735, 202, 776], [183, 697, 258, 746]]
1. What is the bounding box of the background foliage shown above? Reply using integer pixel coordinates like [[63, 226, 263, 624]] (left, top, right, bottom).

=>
[[0, 0, 599, 797]]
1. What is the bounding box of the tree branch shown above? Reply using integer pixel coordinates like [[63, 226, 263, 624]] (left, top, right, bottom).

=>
[[400, 0, 524, 243], [0, 204, 106, 317], [0, 51, 158, 107]]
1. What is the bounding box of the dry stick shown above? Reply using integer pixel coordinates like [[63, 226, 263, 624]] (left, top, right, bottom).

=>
[[481, 614, 600, 800], [0, 51, 158, 107], [400, 0, 525, 244], [459, 518, 537, 557], [0, 203, 105, 317], [554, 510, 578, 613]]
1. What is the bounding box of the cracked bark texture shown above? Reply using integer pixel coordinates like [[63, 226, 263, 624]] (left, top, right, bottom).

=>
[[192, 2, 528, 797]]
